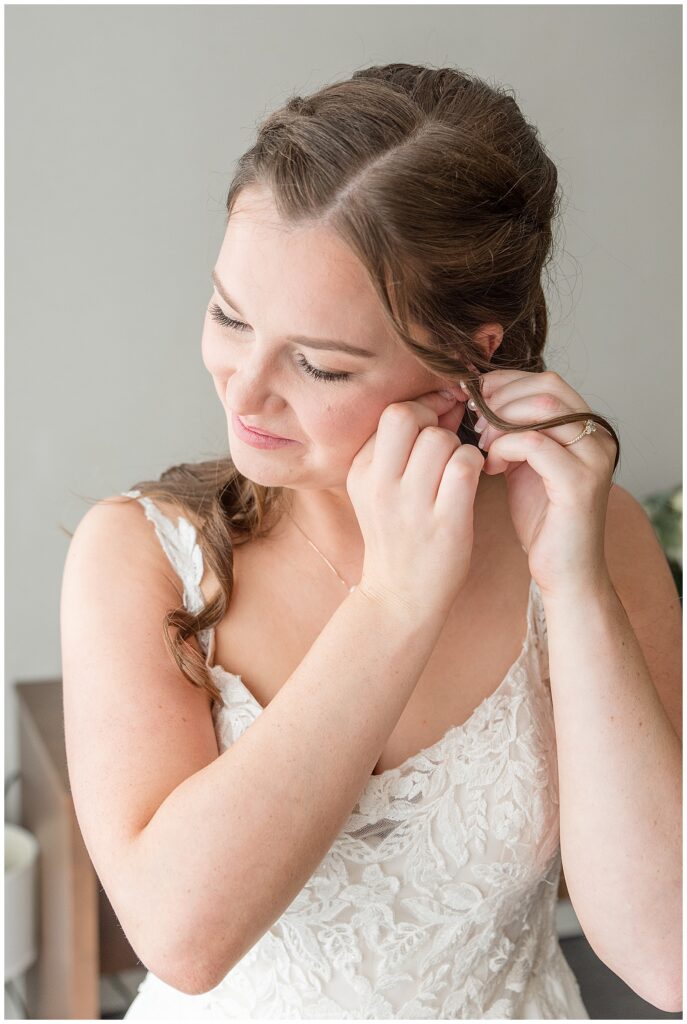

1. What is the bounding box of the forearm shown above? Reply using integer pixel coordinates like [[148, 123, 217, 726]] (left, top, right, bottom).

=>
[[126, 588, 446, 991], [543, 573, 682, 1006]]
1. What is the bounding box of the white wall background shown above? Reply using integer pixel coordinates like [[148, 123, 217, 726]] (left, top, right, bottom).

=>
[[5, 4, 681, 821]]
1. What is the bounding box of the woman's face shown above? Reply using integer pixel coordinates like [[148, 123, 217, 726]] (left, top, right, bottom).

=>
[[202, 184, 465, 491]]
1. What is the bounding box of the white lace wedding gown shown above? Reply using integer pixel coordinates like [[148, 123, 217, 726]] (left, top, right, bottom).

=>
[[121, 490, 590, 1019]]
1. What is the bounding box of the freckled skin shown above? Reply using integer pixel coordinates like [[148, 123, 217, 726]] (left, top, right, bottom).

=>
[[201, 183, 502, 564]]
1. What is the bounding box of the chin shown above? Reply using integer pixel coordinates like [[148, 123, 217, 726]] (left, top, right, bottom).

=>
[[227, 445, 293, 486]]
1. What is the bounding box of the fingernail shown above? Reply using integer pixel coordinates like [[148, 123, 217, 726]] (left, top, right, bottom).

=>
[[474, 416, 487, 433], [437, 389, 456, 400]]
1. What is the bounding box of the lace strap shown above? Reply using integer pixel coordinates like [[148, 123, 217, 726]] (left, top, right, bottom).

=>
[[528, 578, 550, 687], [122, 490, 214, 661]]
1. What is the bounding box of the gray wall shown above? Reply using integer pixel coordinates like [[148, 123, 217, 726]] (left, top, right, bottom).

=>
[[6, 5, 681, 820]]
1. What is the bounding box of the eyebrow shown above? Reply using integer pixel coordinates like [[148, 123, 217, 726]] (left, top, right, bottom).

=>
[[211, 270, 376, 358]]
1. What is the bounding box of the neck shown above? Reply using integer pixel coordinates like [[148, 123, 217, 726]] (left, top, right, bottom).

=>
[[282, 485, 365, 573], [278, 470, 500, 576]]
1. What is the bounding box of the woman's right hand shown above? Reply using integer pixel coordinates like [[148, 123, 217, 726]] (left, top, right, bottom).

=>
[[346, 388, 484, 621]]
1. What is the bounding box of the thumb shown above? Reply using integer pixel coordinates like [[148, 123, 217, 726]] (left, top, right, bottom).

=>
[[415, 388, 466, 431]]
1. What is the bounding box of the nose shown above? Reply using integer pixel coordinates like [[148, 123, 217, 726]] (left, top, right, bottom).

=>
[[224, 351, 285, 415]]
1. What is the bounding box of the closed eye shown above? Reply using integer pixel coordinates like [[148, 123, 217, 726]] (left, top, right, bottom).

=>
[[208, 303, 353, 383], [209, 305, 251, 334]]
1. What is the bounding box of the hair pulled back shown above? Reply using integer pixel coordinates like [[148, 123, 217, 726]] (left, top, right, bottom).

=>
[[102, 63, 621, 703]]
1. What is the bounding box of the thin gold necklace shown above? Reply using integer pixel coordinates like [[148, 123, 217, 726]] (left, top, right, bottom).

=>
[[285, 510, 358, 593]]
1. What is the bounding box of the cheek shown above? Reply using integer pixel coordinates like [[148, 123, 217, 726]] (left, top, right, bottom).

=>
[[308, 392, 387, 453]]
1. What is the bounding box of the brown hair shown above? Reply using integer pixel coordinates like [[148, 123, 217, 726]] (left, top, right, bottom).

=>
[[88, 62, 621, 704]]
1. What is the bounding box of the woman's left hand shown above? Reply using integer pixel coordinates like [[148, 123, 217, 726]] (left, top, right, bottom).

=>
[[470, 369, 618, 597]]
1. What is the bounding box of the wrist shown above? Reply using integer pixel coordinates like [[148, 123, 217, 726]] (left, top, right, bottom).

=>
[[537, 566, 616, 608], [352, 579, 449, 633]]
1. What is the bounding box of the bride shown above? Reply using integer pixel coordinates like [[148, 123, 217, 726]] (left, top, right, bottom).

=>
[[61, 63, 682, 1018]]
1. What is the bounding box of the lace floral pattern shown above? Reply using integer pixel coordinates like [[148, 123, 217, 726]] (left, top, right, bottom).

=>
[[123, 493, 589, 1019]]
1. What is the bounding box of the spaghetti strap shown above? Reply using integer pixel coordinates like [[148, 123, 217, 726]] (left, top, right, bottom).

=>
[[121, 489, 214, 665], [528, 577, 550, 688]]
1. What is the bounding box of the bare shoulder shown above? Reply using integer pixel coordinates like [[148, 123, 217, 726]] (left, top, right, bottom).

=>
[[603, 481, 679, 609], [70, 493, 191, 602], [605, 481, 640, 515], [603, 482, 675, 599], [603, 482, 682, 740]]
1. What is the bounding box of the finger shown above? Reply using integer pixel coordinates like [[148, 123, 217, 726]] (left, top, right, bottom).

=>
[[476, 369, 582, 419], [402, 427, 462, 507], [372, 390, 462, 481], [481, 429, 613, 491], [434, 442, 484, 517], [476, 394, 593, 453], [437, 395, 467, 434]]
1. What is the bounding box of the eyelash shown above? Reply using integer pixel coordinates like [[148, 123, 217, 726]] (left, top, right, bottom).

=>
[[208, 304, 352, 383]]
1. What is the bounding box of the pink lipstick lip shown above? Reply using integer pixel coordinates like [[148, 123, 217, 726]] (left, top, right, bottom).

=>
[[236, 415, 293, 441]]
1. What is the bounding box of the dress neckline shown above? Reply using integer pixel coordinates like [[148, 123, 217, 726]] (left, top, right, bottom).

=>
[[126, 491, 544, 780], [210, 577, 540, 781]]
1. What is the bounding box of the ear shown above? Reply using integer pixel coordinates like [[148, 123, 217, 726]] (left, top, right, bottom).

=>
[[473, 323, 504, 361]]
